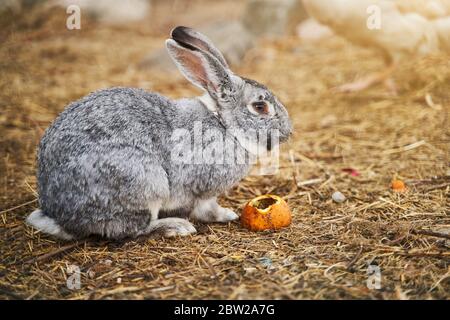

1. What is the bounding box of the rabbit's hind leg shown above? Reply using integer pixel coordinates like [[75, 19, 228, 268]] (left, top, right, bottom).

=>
[[149, 200, 162, 222], [139, 200, 196, 238], [139, 217, 197, 238], [26, 209, 74, 240], [190, 197, 238, 223]]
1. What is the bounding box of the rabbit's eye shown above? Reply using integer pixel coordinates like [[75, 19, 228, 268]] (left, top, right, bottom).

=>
[[251, 101, 269, 115]]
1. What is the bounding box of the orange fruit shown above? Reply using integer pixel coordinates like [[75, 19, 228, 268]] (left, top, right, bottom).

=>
[[241, 195, 292, 231], [391, 179, 406, 192]]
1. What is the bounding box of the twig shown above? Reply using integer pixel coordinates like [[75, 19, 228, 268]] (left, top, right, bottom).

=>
[[296, 153, 323, 168], [412, 229, 450, 240], [0, 199, 37, 214], [24, 181, 38, 197], [24, 242, 81, 265], [346, 245, 364, 271], [429, 271, 450, 292], [395, 250, 449, 258], [406, 175, 450, 185], [0, 286, 25, 300], [423, 183, 450, 192], [297, 178, 323, 187], [382, 140, 426, 155]]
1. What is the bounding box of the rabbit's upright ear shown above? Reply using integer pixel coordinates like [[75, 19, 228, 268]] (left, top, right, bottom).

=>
[[170, 26, 229, 70], [166, 29, 233, 98]]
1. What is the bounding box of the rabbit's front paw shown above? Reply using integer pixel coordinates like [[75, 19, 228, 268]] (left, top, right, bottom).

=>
[[147, 217, 196, 238], [214, 207, 239, 222], [191, 198, 239, 223]]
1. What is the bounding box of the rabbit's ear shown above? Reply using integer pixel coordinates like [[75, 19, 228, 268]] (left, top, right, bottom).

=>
[[166, 39, 232, 97], [170, 26, 229, 70]]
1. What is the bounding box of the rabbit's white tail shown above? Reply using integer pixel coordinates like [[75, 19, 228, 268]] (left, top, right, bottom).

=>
[[26, 209, 73, 240]]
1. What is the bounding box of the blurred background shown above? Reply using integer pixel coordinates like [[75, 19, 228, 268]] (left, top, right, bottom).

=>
[[0, 0, 449, 300]]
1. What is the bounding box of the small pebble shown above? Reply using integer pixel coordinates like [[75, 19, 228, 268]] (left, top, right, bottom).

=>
[[244, 267, 257, 276], [258, 257, 273, 268], [332, 191, 346, 203], [102, 259, 113, 266], [87, 269, 96, 279]]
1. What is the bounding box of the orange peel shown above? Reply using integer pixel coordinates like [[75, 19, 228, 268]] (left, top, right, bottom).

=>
[[241, 194, 292, 231], [391, 179, 406, 192]]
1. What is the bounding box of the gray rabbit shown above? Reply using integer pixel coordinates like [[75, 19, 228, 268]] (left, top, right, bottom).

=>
[[26, 26, 292, 240]]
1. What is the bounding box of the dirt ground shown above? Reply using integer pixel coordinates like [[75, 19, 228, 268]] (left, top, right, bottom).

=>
[[0, 1, 449, 299]]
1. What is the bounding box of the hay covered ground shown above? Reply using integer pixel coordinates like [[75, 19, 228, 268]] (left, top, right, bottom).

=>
[[0, 2, 449, 299]]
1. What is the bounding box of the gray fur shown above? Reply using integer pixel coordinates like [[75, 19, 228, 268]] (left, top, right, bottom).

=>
[[27, 26, 292, 239]]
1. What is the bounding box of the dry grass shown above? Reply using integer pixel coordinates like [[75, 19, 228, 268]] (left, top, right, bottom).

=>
[[0, 2, 449, 299]]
